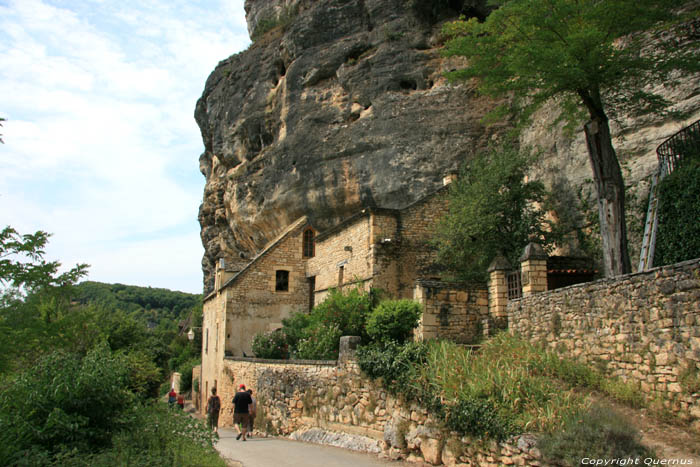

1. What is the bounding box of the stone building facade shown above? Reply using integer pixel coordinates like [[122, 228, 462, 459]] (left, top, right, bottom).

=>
[[199, 184, 489, 411]]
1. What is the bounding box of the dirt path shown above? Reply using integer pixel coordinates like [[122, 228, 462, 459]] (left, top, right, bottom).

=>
[[608, 400, 700, 463]]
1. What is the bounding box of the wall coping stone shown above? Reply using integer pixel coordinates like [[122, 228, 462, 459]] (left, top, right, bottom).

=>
[[225, 356, 337, 366]]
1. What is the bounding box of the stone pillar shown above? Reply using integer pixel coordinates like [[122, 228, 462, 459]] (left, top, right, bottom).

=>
[[488, 255, 511, 321], [338, 336, 362, 363], [520, 243, 548, 297]]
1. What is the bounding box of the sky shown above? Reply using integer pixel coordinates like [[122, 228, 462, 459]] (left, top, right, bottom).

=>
[[0, 0, 251, 294]]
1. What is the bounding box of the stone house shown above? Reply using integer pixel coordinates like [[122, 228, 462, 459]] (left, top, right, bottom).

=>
[[199, 181, 494, 402]]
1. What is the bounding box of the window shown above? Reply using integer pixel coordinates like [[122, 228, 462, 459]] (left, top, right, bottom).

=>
[[338, 265, 344, 286], [276, 270, 290, 292], [303, 228, 315, 258]]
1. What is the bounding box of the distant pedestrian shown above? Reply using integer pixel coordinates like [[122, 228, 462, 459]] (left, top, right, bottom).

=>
[[168, 388, 177, 408], [206, 387, 221, 433], [233, 384, 253, 441], [247, 389, 256, 436], [177, 393, 185, 410]]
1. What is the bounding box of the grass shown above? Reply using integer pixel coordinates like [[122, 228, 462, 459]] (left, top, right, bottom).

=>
[[359, 332, 649, 441]]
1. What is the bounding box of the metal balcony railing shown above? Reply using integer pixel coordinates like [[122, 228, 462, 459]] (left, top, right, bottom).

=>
[[638, 118, 700, 271]]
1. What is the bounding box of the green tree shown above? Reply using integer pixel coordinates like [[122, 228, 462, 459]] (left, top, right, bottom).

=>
[[443, 0, 699, 277], [434, 142, 554, 282]]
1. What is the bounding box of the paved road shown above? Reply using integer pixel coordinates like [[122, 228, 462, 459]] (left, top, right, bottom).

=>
[[214, 428, 410, 467]]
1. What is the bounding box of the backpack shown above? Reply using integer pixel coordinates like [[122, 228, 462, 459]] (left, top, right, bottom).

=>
[[208, 395, 220, 413]]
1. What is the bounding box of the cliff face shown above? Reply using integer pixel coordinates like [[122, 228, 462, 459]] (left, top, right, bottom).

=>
[[196, 0, 700, 292]]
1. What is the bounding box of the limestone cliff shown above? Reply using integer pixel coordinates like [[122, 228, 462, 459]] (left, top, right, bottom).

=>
[[196, 0, 700, 292]]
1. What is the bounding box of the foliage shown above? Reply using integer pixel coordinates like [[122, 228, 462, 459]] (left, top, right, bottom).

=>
[[74, 404, 223, 467], [358, 333, 647, 441], [434, 142, 556, 282], [442, 0, 697, 129], [74, 280, 201, 328], [252, 329, 288, 359], [365, 299, 422, 344], [655, 157, 700, 266], [356, 340, 428, 401], [1, 226, 88, 291], [295, 324, 343, 360], [311, 287, 374, 339], [442, 0, 699, 277], [0, 345, 136, 463], [281, 310, 312, 350], [538, 403, 655, 466]]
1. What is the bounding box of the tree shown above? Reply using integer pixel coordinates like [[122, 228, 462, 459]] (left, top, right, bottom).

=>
[[0, 226, 88, 291], [434, 142, 556, 282], [443, 0, 699, 277]]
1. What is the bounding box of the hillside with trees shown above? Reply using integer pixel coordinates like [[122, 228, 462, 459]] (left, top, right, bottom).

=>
[[0, 226, 216, 466]]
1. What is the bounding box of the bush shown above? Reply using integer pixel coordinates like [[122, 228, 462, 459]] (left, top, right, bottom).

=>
[[176, 357, 200, 393], [63, 403, 224, 467], [538, 403, 655, 466], [295, 324, 342, 360], [311, 287, 373, 339], [281, 311, 312, 349], [655, 161, 700, 265], [357, 340, 428, 399], [446, 397, 516, 442], [0, 345, 136, 464], [251, 330, 287, 359], [366, 300, 422, 344]]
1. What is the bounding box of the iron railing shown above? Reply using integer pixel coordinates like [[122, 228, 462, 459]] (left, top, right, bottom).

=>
[[638, 119, 700, 271], [656, 119, 700, 172], [507, 270, 522, 300]]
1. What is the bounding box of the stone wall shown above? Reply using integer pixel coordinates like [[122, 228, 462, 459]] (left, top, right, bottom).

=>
[[210, 354, 547, 466], [508, 258, 700, 427], [306, 211, 381, 300], [395, 187, 450, 299], [414, 280, 489, 344]]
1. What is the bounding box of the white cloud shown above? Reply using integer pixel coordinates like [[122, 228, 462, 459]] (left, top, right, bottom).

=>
[[0, 0, 250, 293]]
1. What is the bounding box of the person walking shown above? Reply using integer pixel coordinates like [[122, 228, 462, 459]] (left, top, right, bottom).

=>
[[206, 387, 221, 433], [168, 387, 177, 408], [232, 384, 253, 441], [247, 389, 256, 436]]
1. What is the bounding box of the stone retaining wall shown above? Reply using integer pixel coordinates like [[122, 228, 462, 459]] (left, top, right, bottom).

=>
[[215, 355, 549, 466], [508, 258, 700, 428]]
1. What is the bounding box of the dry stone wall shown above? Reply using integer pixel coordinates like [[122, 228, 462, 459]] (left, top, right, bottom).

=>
[[213, 354, 548, 466], [509, 258, 700, 428], [414, 280, 489, 344]]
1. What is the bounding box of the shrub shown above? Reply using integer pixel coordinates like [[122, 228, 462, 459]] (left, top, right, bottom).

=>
[[366, 299, 422, 344], [251, 330, 287, 359], [311, 287, 373, 339], [176, 357, 201, 393], [65, 403, 224, 467], [655, 161, 700, 265], [357, 340, 428, 400], [295, 324, 342, 360], [0, 345, 136, 464], [446, 397, 516, 442], [538, 403, 655, 465], [281, 311, 312, 349]]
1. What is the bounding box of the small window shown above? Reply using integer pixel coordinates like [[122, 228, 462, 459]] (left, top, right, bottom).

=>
[[303, 228, 315, 258], [276, 270, 290, 292]]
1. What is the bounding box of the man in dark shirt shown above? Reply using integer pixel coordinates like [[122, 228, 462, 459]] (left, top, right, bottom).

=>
[[233, 384, 253, 441]]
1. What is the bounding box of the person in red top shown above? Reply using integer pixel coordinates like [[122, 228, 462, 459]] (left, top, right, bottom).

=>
[[232, 384, 253, 441], [168, 388, 177, 407], [177, 393, 185, 410]]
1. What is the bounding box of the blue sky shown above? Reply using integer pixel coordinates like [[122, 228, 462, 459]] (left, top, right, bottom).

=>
[[0, 0, 250, 293]]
